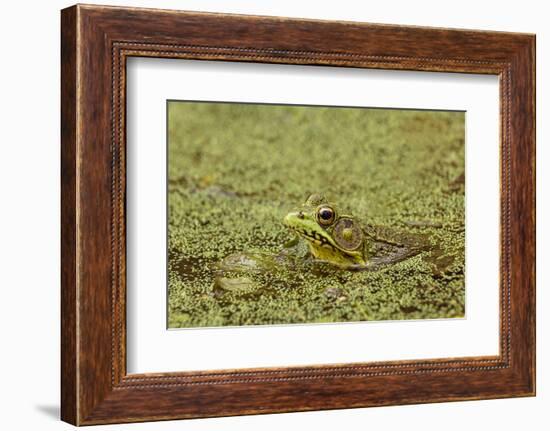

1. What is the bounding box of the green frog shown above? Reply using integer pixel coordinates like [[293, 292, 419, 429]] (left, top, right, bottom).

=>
[[283, 193, 429, 270]]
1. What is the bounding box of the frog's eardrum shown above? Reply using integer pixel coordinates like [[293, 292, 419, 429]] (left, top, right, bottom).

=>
[[333, 217, 363, 250]]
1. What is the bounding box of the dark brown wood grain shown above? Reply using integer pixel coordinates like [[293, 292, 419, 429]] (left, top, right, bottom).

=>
[[60, 5, 78, 425], [61, 4, 535, 425]]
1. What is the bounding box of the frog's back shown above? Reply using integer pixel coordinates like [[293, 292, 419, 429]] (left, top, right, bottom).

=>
[[362, 224, 429, 268]]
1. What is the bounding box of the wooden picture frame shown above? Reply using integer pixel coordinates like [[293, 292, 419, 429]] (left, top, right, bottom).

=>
[[61, 4, 535, 425]]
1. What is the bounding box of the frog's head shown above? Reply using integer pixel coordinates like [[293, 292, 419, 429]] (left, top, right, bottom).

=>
[[284, 193, 367, 267]]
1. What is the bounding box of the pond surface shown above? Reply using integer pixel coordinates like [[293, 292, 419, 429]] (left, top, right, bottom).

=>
[[167, 103, 465, 328]]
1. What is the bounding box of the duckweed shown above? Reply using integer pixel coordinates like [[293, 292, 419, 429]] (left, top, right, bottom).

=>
[[168, 102, 465, 328]]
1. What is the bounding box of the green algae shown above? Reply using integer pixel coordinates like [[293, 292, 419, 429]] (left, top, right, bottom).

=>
[[167, 101, 465, 328]]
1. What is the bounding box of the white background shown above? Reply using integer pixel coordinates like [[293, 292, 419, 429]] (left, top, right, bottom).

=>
[[0, 0, 547, 430], [127, 60, 499, 373]]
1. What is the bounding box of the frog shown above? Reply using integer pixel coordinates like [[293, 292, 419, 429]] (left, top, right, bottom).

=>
[[285, 193, 435, 271]]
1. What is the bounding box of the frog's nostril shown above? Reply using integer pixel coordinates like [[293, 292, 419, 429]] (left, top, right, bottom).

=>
[[298, 211, 304, 219]]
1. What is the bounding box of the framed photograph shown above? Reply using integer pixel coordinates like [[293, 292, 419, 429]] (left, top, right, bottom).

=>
[[61, 4, 535, 425]]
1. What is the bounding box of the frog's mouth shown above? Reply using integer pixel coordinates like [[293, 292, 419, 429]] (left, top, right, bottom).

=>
[[297, 227, 336, 248], [284, 212, 342, 252]]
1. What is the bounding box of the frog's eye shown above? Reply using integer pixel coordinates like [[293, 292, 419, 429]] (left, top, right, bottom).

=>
[[317, 206, 336, 226]]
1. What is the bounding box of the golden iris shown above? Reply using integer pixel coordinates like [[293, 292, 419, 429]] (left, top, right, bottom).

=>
[[317, 206, 335, 226]]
